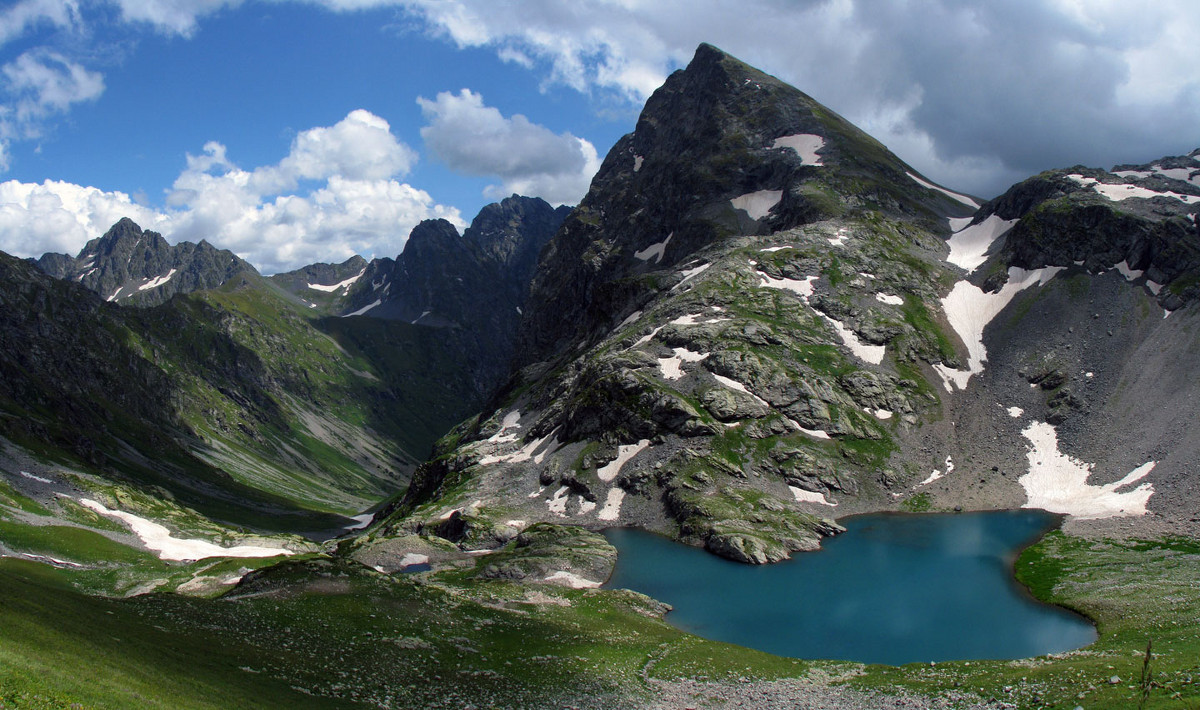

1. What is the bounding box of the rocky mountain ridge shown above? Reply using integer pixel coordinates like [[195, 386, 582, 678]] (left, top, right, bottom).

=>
[[36, 218, 257, 307], [270, 195, 569, 397]]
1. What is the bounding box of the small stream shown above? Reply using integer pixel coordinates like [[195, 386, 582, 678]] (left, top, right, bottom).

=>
[[604, 510, 1096, 665]]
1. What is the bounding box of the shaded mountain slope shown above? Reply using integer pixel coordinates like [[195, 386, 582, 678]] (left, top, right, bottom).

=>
[[0, 250, 480, 530]]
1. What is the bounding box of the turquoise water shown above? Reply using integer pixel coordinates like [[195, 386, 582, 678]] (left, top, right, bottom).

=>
[[603, 511, 1096, 665]]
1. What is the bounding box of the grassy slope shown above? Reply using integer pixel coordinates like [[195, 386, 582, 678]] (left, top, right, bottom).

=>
[[3, 521, 1200, 709]]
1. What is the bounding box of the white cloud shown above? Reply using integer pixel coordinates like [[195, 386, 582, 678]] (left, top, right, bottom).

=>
[[250, 109, 418, 195], [0, 179, 168, 255], [0, 0, 80, 47], [0, 110, 462, 273], [111, 0, 242, 36], [0, 50, 104, 162], [417, 88, 600, 205]]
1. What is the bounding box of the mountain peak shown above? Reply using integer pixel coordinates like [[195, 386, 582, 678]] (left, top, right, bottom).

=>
[[517, 43, 970, 365], [36, 218, 256, 306]]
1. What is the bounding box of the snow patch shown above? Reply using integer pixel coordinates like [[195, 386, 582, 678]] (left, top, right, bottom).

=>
[[711, 373, 770, 407], [488, 410, 522, 443], [597, 440, 651, 482], [758, 273, 818, 298], [345, 513, 374, 531], [631, 326, 664, 349], [598, 487, 626, 521], [772, 134, 825, 165], [920, 456, 954, 487], [308, 269, 365, 292], [1113, 261, 1144, 281], [79, 499, 294, 561], [544, 570, 601, 589], [945, 215, 1017, 273], [671, 262, 712, 290], [19, 470, 51, 484], [875, 293, 904, 306], [546, 486, 571, 517], [789, 486, 836, 506], [787, 419, 831, 439], [659, 346, 708, 380], [933, 266, 1064, 391], [633, 155, 644, 172], [730, 190, 783, 221], [1007, 406, 1024, 418], [634, 233, 672, 263], [1115, 165, 1200, 187], [399, 553, 430, 567], [1067, 174, 1200, 204], [670, 311, 728, 326], [479, 430, 559, 466], [759, 245, 794, 253], [821, 314, 886, 364], [757, 269, 882, 362], [343, 299, 381, 317], [138, 268, 178, 291], [827, 228, 849, 247], [873, 409, 893, 420], [619, 310, 642, 328], [906, 172, 980, 208], [1019, 421, 1155, 518]]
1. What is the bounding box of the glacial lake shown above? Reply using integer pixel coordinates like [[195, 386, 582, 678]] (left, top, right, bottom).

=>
[[603, 511, 1096, 665]]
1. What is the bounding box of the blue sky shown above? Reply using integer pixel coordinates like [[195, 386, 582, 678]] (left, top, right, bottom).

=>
[[0, 0, 1197, 273]]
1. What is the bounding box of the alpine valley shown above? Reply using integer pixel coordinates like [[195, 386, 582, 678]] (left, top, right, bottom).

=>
[[2, 44, 1199, 709]]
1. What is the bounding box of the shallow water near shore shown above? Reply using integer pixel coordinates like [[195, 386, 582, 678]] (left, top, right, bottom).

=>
[[603, 510, 1096, 665]]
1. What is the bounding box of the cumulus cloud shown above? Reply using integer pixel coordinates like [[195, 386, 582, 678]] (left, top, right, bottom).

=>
[[0, 110, 462, 273], [250, 109, 419, 195], [0, 179, 168, 255], [390, 0, 1200, 198], [417, 88, 600, 205]]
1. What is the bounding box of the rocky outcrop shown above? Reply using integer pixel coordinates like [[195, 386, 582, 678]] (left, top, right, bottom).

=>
[[986, 160, 1200, 309], [474, 524, 616, 587]]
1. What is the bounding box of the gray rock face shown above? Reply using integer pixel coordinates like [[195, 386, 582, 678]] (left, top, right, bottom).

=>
[[36, 217, 257, 306]]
